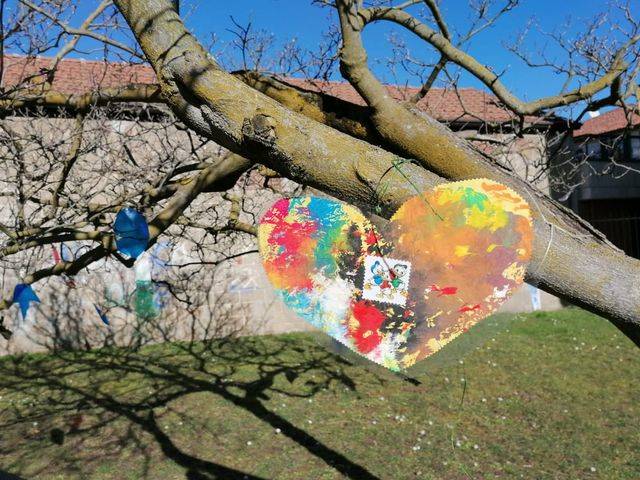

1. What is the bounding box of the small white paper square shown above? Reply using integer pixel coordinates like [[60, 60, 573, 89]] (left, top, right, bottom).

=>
[[362, 255, 411, 307]]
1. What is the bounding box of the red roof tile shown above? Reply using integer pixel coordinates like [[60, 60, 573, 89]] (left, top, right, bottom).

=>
[[2, 54, 156, 94], [3, 54, 550, 125], [573, 108, 640, 137], [282, 77, 548, 125]]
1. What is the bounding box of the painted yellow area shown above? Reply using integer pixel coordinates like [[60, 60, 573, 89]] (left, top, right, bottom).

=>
[[465, 204, 509, 232], [426, 310, 443, 328], [258, 223, 276, 259], [454, 245, 471, 257], [401, 350, 421, 369], [342, 203, 368, 224], [502, 262, 526, 282], [433, 185, 465, 206]]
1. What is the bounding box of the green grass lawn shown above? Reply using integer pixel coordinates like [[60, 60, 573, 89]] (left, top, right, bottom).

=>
[[0, 309, 638, 479]]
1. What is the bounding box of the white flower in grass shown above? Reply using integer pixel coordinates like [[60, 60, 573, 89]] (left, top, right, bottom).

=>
[[275, 428, 281, 434], [246, 441, 252, 446]]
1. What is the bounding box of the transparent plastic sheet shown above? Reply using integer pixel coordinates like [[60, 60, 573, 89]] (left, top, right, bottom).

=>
[[314, 309, 522, 384], [257, 164, 534, 375]]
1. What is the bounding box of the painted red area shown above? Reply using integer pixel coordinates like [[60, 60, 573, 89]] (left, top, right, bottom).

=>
[[458, 304, 481, 313], [262, 198, 290, 223], [51, 246, 61, 264], [273, 219, 317, 254], [349, 300, 384, 353], [429, 285, 458, 296], [364, 229, 378, 246], [265, 202, 318, 291], [400, 321, 412, 332]]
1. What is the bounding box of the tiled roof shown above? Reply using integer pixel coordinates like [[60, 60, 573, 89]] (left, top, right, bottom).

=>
[[2, 54, 156, 93], [2, 54, 551, 126], [573, 108, 640, 137], [281, 77, 549, 125]]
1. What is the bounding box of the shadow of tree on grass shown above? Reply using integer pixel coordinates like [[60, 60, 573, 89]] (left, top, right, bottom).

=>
[[0, 333, 382, 480]]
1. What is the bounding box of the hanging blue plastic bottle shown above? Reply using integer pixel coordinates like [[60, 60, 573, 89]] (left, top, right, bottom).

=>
[[113, 207, 150, 260]]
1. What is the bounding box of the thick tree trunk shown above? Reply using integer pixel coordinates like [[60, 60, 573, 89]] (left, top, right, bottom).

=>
[[113, 0, 640, 344]]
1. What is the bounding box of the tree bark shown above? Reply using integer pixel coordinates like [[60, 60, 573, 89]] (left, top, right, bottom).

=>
[[112, 0, 640, 344]]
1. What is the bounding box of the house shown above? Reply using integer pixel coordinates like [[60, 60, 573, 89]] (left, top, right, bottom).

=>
[[552, 108, 640, 259], [0, 55, 564, 354]]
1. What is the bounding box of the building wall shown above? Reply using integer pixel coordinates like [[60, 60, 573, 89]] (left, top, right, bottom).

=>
[[0, 115, 562, 355], [550, 131, 640, 258]]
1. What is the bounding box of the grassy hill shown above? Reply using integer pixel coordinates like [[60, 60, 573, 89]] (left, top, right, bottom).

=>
[[0, 309, 638, 479]]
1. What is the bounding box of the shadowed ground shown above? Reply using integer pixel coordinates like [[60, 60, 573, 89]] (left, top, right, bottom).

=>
[[0, 309, 638, 479]]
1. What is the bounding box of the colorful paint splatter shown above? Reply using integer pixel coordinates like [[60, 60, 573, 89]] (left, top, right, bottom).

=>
[[258, 179, 533, 371]]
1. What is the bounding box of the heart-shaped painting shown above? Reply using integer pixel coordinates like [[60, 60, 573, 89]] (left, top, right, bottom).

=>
[[258, 179, 533, 371]]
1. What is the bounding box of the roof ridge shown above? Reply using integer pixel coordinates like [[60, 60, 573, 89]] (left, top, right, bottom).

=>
[[278, 74, 491, 96], [573, 106, 640, 137], [5, 54, 496, 96], [3, 53, 152, 69]]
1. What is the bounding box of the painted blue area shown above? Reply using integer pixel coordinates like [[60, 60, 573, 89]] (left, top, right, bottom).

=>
[[150, 242, 170, 276], [153, 283, 171, 310], [281, 287, 349, 342], [113, 208, 150, 260], [60, 243, 74, 262], [60, 243, 91, 262], [94, 304, 110, 326], [307, 197, 348, 276], [281, 289, 323, 329], [12, 284, 40, 319]]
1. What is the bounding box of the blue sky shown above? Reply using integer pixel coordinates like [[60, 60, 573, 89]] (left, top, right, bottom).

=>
[[179, 0, 629, 103], [5, 0, 635, 106]]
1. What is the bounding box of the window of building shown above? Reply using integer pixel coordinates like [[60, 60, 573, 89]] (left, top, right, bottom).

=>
[[630, 135, 640, 161], [585, 139, 602, 160]]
